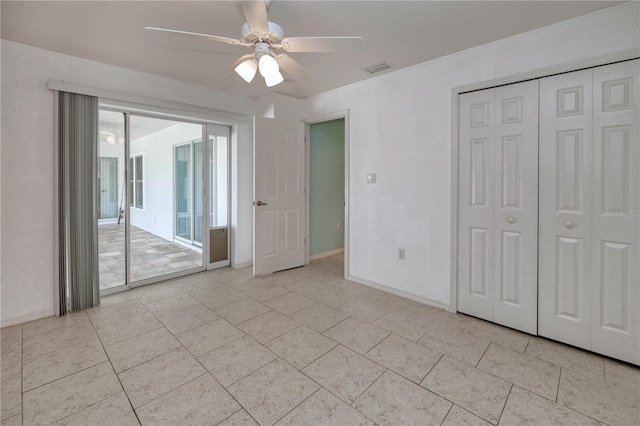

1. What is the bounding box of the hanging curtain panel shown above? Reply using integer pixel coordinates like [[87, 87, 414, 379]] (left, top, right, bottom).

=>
[[58, 91, 100, 314]]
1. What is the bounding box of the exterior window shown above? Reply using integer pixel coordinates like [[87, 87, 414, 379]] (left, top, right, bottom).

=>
[[129, 155, 144, 209]]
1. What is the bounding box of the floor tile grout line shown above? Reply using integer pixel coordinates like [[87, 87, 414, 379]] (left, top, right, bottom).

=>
[[438, 402, 454, 426], [277, 355, 380, 425], [495, 384, 514, 426], [475, 341, 492, 368]]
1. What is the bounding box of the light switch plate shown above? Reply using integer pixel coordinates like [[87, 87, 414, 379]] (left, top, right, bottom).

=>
[[367, 173, 377, 184]]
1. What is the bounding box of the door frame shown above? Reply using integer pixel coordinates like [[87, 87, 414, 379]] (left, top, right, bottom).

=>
[[449, 51, 640, 314], [303, 110, 351, 279], [97, 104, 239, 296]]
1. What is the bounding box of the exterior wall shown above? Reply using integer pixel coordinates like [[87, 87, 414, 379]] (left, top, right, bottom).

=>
[[129, 122, 202, 243]]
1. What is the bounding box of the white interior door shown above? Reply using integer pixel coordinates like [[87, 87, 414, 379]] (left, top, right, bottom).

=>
[[590, 60, 639, 364], [538, 69, 594, 349], [539, 60, 639, 364], [458, 80, 539, 334], [254, 116, 305, 275], [492, 81, 539, 334], [458, 87, 496, 321]]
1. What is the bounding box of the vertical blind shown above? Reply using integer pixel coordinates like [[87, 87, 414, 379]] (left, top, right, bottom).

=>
[[58, 91, 100, 314]]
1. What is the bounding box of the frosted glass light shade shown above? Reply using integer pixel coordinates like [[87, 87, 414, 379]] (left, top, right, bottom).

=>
[[258, 55, 279, 78], [265, 71, 284, 87], [235, 58, 258, 83]]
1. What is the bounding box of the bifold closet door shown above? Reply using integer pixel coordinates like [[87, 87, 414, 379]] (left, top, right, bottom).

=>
[[538, 69, 594, 350], [539, 60, 639, 364], [458, 80, 539, 334]]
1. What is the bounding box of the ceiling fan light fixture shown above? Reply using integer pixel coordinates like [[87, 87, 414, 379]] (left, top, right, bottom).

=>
[[264, 71, 284, 87], [258, 54, 279, 78], [235, 58, 258, 83]]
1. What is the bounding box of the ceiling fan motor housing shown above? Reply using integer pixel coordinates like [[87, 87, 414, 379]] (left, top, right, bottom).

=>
[[241, 21, 284, 44]]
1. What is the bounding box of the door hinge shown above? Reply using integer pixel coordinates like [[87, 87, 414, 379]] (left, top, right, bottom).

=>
[[304, 136, 307, 143], [304, 187, 306, 193]]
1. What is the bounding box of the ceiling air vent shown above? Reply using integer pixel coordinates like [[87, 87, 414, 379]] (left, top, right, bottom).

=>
[[362, 62, 392, 74]]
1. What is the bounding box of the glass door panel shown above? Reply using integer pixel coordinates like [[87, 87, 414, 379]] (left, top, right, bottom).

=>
[[174, 144, 192, 241], [129, 115, 203, 285], [207, 124, 231, 267], [194, 142, 203, 245], [98, 110, 126, 291]]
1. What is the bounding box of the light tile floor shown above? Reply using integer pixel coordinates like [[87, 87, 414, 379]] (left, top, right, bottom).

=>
[[1, 254, 639, 425], [98, 224, 202, 289]]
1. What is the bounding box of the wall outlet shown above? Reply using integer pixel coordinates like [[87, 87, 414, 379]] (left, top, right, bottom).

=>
[[398, 248, 406, 260], [337, 222, 341, 230]]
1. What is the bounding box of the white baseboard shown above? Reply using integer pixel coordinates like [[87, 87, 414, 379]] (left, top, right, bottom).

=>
[[231, 261, 253, 269], [310, 248, 344, 261], [348, 275, 451, 311], [1, 307, 54, 328]]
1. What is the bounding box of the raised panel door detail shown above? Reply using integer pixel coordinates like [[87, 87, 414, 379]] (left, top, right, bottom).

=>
[[538, 67, 592, 350], [502, 96, 523, 124], [556, 130, 582, 212], [556, 237, 581, 319], [599, 241, 630, 332], [601, 125, 631, 212], [602, 78, 632, 111], [501, 135, 521, 208], [284, 151, 300, 195], [471, 102, 489, 127], [500, 231, 521, 305], [262, 210, 278, 258], [285, 128, 298, 145], [471, 138, 488, 207], [263, 126, 277, 143], [284, 209, 299, 253], [470, 227, 489, 297], [262, 150, 277, 195], [557, 86, 584, 117]]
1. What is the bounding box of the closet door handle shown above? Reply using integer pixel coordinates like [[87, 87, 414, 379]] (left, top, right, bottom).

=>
[[564, 221, 574, 229], [506, 217, 515, 224]]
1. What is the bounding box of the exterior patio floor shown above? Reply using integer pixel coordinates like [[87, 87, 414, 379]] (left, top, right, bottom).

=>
[[98, 223, 202, 290]]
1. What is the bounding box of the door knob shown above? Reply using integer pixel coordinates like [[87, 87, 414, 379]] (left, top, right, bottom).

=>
[[507, 217, 515, 224], [253, 200, 268, 206], [564, 221, 574, 228]]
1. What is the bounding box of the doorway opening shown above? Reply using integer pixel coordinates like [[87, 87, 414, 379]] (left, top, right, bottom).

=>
[[308, 118, 346, 264]]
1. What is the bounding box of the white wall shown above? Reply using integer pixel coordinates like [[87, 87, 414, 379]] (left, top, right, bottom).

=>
[[305, 2, 640, 308], [0, 40, 255, 325]]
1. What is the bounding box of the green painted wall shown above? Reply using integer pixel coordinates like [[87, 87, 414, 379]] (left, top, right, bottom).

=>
[[309, 118, 345, 257]]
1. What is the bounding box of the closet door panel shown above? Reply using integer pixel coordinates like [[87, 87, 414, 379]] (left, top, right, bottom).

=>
[[538, 69, 593, 349], [590, 60, 639, 364], [492, 81, 539, 334], [458, 88, 495, 321]]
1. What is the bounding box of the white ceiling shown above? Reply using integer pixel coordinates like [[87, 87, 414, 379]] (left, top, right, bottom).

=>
[[1, 1, 623, 100]]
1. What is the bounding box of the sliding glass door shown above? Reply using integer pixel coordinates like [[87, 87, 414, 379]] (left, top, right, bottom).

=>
[[207, 124, 230, 268], [174, 141, 204, 247], [128, 115, 203, 284], [97, 107, 233, 293], [97, 110, 126, 290]]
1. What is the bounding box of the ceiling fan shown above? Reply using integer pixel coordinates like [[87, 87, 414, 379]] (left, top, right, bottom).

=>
[[146, 0, 365, 87]]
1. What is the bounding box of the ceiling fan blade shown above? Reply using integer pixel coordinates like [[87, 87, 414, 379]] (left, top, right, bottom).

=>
[[280, 37, 364, 53], [240, 1, 270, 37], [145, 27, 246, 46], [275, 54, 311, 81]]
